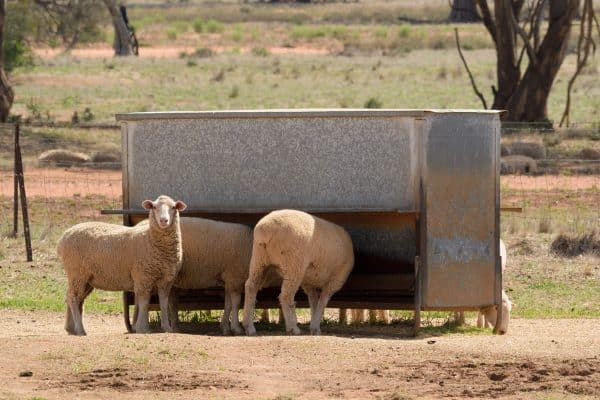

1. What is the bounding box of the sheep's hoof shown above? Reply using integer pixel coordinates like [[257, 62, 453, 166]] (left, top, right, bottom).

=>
[[244, 326, 257, 336], [221, 324, 232, 336], [231, 325, 244, 336], [287, 326, 301, 335], [310, 327, 321, 335]]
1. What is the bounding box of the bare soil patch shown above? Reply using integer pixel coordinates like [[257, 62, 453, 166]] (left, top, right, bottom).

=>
[[0, 167, 122, 199], [34, 45, 330, 60], [0, 310, 598, 399], [2, 168, 597, 202]]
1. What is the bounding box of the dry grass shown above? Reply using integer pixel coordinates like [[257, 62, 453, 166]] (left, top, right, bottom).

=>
[[550, 231, 600, 257]]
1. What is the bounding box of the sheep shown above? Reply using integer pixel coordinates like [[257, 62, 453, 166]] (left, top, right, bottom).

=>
[[242, 209, 354, 336], [167, 217, 257, 335], [339, 309, 390, 325], [454, 239, 513, 334], [477, 290, 513, 335], [127, 217, 279, 335], [57, 195, 186, 335]]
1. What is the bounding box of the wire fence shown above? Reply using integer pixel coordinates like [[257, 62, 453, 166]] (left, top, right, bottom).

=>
[[1, 122, 599, 257]]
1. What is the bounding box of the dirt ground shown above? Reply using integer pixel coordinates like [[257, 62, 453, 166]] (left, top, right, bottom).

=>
[[0, 310, 598, 400], [1, 168, 597, 200], [33, 45, 330, 60]]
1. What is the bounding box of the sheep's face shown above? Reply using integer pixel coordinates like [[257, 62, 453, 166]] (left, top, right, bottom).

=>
[[142, 195, 187, 229], [497, 295, 512, 335]]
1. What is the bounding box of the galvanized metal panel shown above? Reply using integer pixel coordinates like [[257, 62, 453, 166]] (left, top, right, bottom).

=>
[[123, 112, 417, 211], [421, 113, 500, 308]]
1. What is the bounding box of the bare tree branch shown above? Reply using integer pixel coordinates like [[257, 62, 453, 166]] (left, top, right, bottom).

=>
[[506, 0, 538, 67], [476, 0, 497, 44], [532, 0, 546, 50], [454, 28, 488, 109], [560, 0, 597, 127]]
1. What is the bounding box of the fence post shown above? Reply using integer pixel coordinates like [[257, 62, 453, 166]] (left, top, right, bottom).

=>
[[14, 124, 33, 262], [12, 123, 18, 237]]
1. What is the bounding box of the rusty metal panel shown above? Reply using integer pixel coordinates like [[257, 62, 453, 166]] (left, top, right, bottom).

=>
[[421, 112, 500, 308]]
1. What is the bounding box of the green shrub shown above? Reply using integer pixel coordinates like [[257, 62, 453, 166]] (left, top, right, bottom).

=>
[[4, 39, 35, 71], [166, 29, 177, 41], [193, 18, 205, 34], [252, 47, 270, 57], [364, 97, 383, 109], [398, 25, 411, 38], [205, 19, 224, 34]]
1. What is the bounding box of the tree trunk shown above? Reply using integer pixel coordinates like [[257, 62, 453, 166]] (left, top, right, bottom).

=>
[[503, 0, 579, 121], [102, 0, 134, 56], [0, 0, 14, 122], [450, 0, 481, 22], [491, 0, 520, 110]]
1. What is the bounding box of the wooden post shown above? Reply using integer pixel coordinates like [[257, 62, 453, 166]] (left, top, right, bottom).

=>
[[413, 255, 421, 337], [14, 124, 32, 262]]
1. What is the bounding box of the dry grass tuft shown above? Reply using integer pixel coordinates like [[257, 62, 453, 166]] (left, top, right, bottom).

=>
[[550, 231, 600, 258], [511, 239, 534, 255]]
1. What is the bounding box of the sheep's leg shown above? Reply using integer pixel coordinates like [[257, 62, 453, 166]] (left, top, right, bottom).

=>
[[229, 291, 244, 335], [379, 310, 390, 324], [132, 304, 139, 333], [134, 292, 152, 334], [303, 285, 319, 317], [351, 309, 366, 323], [369, 310, 378, 324], [484, 307, 497, 329], [221, 290, 233, 335], [66, 279, 90, 336], [279, 275, 303, 335], [339, 308, 347, 325], [157, 286, 173, 333], [242, 263, 265, 336], [65, 306, 75, 335], [476, 311, 485, 328], [454, 311, 466, 326], [259, 309, 270, 323], [310, 281, 339, 335], [168, 293, 180, 333]]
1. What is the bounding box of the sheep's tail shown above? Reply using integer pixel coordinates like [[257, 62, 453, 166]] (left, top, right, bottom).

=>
[[56, 235, 66, 260], [252, 222, 273, 248]]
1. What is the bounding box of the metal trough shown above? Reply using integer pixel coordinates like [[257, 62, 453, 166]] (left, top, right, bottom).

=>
[[111, 109, 503, 333]]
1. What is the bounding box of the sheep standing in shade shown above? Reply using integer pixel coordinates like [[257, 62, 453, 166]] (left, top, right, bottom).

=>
[[454, 239, 513, 334], [341, 309, 390, 324], [242, 210, 354, 336], [57, 195, 186, 335], [126, 217, 280, 335], [167, 217, 257, 335], [477, 289, 513, 335]]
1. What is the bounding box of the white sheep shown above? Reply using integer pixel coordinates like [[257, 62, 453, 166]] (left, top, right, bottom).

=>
[[57, 195, 187, 335], [168, 217, 257, 335], [454, 239, 512, 334], [344, 309, 390, 324], [128, 217, 279, 335], [477, 289, 513, 334], [242, 209, 354, 336]]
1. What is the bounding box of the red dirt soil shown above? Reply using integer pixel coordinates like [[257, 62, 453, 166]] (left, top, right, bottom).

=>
[[1, 168, 597, 200]]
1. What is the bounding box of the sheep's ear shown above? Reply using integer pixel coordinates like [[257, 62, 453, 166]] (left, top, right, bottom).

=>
[[174, 200, 187, 211], [142, 200, 154, 210]]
